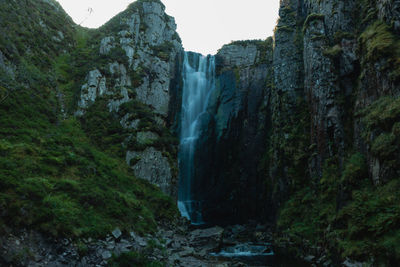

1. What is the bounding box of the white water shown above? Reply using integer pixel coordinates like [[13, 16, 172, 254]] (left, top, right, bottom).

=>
[[210, 243, 274, 258], [178, 52, 216, 224]]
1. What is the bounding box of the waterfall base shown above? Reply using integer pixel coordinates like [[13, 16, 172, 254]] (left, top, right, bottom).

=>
[[177, 200, 205, 225]]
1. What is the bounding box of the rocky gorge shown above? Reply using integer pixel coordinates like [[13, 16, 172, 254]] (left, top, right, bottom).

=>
[[1, 0, 400, 266]]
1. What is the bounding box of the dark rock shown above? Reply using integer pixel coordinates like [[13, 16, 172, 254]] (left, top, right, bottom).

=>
[[189, 226, 224, 251], [101, 250, 112, 260]]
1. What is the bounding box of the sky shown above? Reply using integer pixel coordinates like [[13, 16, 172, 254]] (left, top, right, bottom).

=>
[[56, 0, 280, 55]]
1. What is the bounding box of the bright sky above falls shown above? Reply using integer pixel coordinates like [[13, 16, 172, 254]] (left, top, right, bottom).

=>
[[56, 0, 280, 55]]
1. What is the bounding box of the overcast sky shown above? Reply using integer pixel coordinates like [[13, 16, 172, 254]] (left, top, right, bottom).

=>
[[56, 0, 280, 55]]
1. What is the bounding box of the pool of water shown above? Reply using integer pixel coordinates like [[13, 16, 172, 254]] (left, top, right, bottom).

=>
[[210, 243, 310, 266]]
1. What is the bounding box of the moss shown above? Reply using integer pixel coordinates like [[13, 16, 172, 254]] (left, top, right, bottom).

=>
[[151, 41, 174, 61], [358, 96, 400, 132], [333, 31, 355, 43], [303, 13, 325, 33], [278, 94, 400, 266], [225, 39, 266, 47], [371, 133, 397, 159], [359, 21, 400, 82], [358, 96, 400, 167], [274, 26, 295, 34], [341, 153, 368, 187], [336, 179, 400, 263], [359, 21, 396, 61], [323, 45, 342, 58], [278, 147, 400, 264]]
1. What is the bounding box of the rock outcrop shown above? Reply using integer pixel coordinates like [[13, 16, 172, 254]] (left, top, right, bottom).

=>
[[74, 0, 183, 196]]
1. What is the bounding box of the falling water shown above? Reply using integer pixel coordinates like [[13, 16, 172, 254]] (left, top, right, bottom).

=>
[[178, 52, 216, 224]]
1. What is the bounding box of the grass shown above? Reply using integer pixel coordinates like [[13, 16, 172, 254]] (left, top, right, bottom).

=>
[[0, 0, 179, 239], [0, 88, 177, 238]]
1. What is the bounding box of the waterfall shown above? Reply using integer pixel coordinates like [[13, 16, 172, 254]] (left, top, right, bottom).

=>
[[178, 52, 216, 224]]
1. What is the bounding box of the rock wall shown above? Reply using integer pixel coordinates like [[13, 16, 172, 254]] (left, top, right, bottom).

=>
[[269, 0, 307, 209], [191, 40, 273, 223], [268, 0, 400, 263], [74, 0, 183, 196]]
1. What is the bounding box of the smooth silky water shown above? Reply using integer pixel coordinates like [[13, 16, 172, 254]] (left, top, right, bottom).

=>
[[178, 52, 216, 225]]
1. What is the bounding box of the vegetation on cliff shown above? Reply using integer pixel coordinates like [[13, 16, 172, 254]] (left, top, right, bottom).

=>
[[272, 0, 400, 264], [0, 0, 178, 240]]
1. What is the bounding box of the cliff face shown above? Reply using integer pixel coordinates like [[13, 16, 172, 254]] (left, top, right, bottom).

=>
[[269, 0, 400, 263], [73, 0, 183, 196], [190, 40, 273, 223]]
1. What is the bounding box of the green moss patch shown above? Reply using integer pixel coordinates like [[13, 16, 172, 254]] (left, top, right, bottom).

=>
[[359, 21, 400, 82]]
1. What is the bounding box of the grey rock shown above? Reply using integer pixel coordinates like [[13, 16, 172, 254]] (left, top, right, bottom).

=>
[[101, 250, 112, 260], [177, 246, 195, 257], [0, 50, 15, 79], [343, 259, 364, 267], [112, 228, 122, 239], [100, 36, 115, 55], [120, 114, 140, 130], [189, 226, 224, 251], [135, 59, 171, 116], [126, 147, 172, 195], [218, 44, 258, 68], [130, 232, 147, 247], [75, 70, 107, 116]]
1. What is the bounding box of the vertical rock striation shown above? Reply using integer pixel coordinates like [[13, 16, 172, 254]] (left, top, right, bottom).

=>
[[188, 40, 274, 223]]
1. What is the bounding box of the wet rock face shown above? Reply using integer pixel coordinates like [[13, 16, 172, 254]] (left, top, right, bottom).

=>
[[192, 41, 273, 223]]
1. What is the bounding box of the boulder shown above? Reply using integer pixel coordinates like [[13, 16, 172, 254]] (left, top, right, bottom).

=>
[[189, 226, 224, 251]]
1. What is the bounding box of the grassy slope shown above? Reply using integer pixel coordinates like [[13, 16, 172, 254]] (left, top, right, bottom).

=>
[[0, 0, 177, 239]]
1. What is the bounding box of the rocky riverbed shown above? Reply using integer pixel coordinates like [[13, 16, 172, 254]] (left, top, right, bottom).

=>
[[1, 219, 367, 266], [0, 220, 286, 266]]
